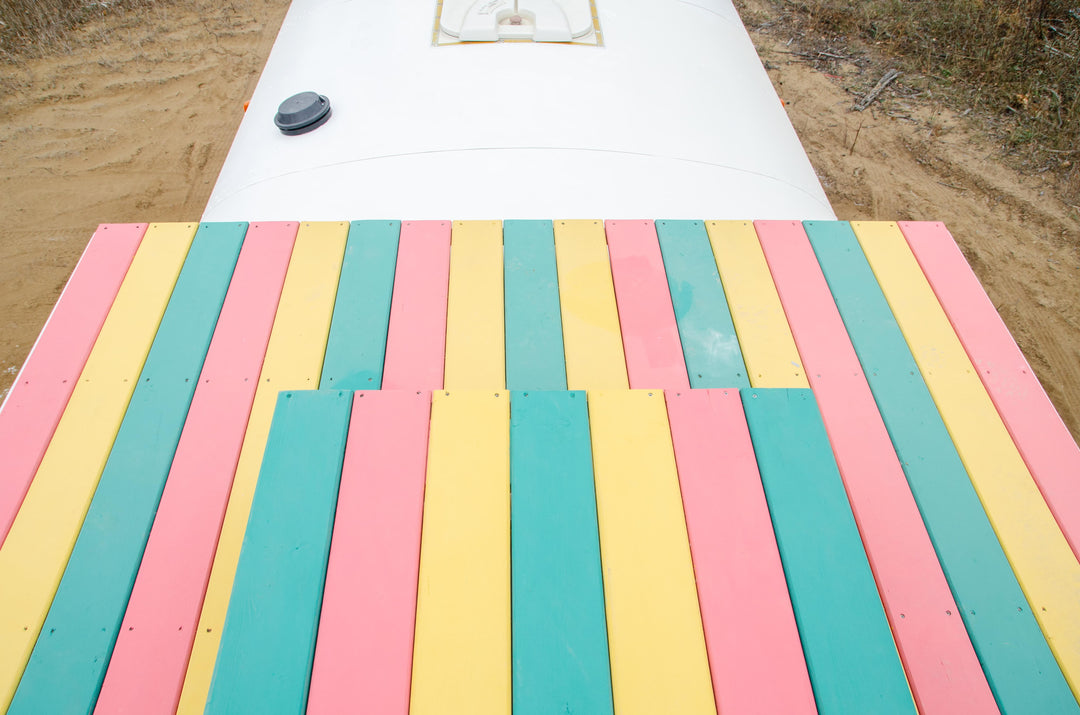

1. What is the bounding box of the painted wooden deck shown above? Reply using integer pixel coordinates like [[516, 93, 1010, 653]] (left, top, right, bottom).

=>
[[0, 219, 1077, 715]]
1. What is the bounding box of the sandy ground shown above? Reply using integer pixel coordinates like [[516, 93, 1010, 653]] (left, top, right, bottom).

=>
[[1, 0, 1078, 442]]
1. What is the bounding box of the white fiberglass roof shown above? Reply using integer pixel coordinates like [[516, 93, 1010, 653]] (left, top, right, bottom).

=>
[[202, 0, 834, 221]]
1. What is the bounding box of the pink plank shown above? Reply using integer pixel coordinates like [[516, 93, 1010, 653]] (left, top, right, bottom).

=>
[[382, 221, 451, 390], [665, 388, 816, 715], [755, 220, 997, 714], [94, 222, 298, 715], [0, 223, 146, 544], [606, 220, 689, 389], [900, 220, 1080, 559], [307, 390, 431, 715]]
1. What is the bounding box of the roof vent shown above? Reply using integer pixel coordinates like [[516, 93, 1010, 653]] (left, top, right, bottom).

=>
[[439, 0, 595, 43], [274, 92, 332, 136]]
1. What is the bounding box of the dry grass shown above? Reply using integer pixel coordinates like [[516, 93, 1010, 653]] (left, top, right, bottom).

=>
[[747, 0, 1080, 203], [0, 0, 158, 59]]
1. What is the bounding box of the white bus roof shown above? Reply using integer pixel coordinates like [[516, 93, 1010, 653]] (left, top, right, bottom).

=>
[[202, 0, 834, 221]]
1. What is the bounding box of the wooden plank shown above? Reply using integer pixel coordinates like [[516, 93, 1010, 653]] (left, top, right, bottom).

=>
[[0, 222, 197, 713], [382, 221, 451, 390], [853, 220, 1080, 698], [654, 220, 748, 388], [205, 389, 352, 714], [587, 390, 715, 715], [901, 221, 1080, 559], [176, 221, 348, 715], [741, 388, 917, 714], [756, 220, 995, 713], [9, 222, 246, 715], [664, 389, 815, 715], [95, 222, 298, 715], [503, 220, 566, 391], [705, 220, 807, 388], [552, 220, 628, 390], [0, 223, 146, 544], [409, 390, 510, 715], [444, 221, 505, 389], [320, 220, 400, 390], [510, 390, 613, 715], [606, 220, 689, 389], [307, 390, 431, 715], [805, 219, 1078, 714]]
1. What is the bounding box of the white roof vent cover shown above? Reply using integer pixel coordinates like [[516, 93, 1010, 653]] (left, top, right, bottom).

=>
[[440, 0, 594, 42]]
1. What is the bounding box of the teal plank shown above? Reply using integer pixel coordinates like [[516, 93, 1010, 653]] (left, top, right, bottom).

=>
[[741, 388, 916, 715], [655, 220, 747, 388], [504, 220, 567, 390], [320, 220, 400, 390], [10, 222, 247, 715], [804, 220, 1078, 714], [205, 389, 352, 715], [510, 390, 612, 715]]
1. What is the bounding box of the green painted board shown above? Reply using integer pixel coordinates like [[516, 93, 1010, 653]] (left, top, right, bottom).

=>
[[205, 389, 352, 715], [10, 222, 247, 715], [741, 388, 916, 715], [655, 220, 747, 388], [504, 220, 567, 391], [804, 220, 1078, 714], [509, 391, 613, 715], [320, 220, 400, 390]]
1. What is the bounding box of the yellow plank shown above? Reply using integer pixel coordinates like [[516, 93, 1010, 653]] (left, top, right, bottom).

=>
[[0, 222, 196, 712], [444, 220, 505, 389], [176, 222, 348, 714], [853, 220, 1080, 696], [587, 390, 716, 715], [553, 220, 629, 390], [410, 390, 510, 715], [705, 221, 808, 388]]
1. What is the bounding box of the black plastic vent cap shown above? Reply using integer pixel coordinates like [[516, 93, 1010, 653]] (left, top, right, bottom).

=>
[[274, 91, 332, 135]]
